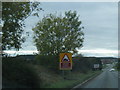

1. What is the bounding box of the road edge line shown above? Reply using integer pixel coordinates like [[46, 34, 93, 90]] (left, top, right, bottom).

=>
[[71, 71, 102, 90]]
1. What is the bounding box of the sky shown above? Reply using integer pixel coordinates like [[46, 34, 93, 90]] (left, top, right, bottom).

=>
[[5, 2, 118, 57]]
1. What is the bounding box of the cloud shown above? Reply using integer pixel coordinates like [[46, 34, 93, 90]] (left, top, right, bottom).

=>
[[17, 2, 118, 57], [4, 50, 39, 56], [78, 49, 118, 57]]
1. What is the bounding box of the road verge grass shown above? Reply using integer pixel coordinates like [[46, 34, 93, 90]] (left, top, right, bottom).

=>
[[44, 70, 102, 88]]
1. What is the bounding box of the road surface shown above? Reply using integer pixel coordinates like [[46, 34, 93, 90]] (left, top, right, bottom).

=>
[[76, 64, 118, 88]]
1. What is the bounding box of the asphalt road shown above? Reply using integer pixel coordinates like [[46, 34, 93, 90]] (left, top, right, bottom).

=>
[[78, 64, 118, 88]]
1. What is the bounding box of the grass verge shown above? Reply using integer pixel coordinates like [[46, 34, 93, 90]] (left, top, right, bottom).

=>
[[43, 70, 102, 88]]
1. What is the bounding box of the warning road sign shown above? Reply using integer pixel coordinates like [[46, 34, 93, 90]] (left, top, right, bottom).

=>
[[59, 53, 72, 70], [62, 55, 70, 62]]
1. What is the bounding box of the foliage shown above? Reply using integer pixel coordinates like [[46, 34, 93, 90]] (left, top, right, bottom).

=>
[[2, 57, 41, 88], [2, 2, 42, 50], [35, 54, 59, 72], [33, 10, 84, 56], [116, 62, 120, 71], [72, 57, 102, 73]]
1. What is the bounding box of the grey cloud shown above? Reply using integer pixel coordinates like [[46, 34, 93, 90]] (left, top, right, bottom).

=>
[[20, 2, 118, 57]]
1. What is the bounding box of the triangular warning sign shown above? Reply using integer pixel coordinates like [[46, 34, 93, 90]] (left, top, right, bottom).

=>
[[62, 55, 70, 62]]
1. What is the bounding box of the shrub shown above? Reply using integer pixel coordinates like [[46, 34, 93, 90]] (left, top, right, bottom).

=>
[[35, 55, 59, 72], [2, 57, 41, 88], [117, 63, 120, 70]]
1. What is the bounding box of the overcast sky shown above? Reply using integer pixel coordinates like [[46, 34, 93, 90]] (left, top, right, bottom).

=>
[[5, 2, 118, 57]]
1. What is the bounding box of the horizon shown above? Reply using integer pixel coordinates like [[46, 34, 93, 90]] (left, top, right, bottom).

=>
[[3, 50, 118, 58]]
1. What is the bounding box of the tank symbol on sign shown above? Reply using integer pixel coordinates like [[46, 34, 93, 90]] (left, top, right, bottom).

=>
[[62, 55, 70, 62]]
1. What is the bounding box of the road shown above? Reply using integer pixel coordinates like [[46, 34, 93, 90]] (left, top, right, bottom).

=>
[[76, 64, 118, 89]]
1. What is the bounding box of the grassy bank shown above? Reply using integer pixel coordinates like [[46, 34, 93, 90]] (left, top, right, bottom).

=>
[[44, 70, 102, 88], [3, 58, 41, 88], [33, 64, 102, 88]]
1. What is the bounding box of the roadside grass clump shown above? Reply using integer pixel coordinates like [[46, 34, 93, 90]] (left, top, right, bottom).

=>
[[2, 57, 41, 88]]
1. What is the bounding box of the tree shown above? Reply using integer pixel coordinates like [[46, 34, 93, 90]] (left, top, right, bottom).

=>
[[33, 11, 84, 56], [2, 2, 42, 50]]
